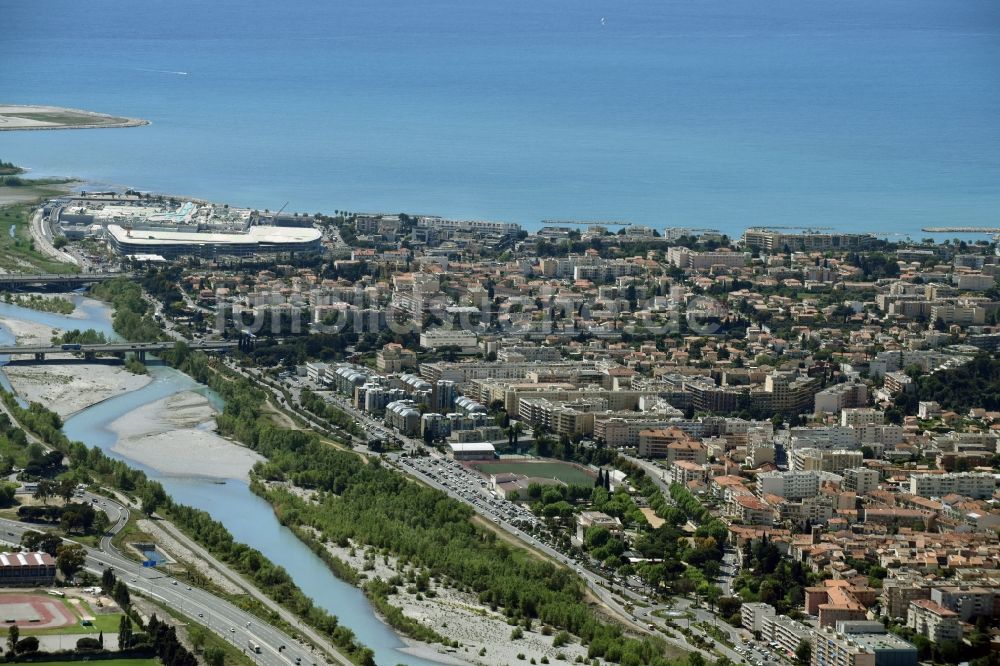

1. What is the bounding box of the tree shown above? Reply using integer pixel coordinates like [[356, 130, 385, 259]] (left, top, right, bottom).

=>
[[118, 615, 133, 650], [56, 543, 86, 579], [15, 637, 39, 654], [58, 478, 76, 503], [77, 636, 103, 651], [33, 478, 56, 505], [101, 567, 117, 594], [0, 482, 16, 507], [21, 530, 61, 556], [141, 483, 167, 515], [795, 639, 812, 666], [112, 580, 130, 609], [60, 502, 97, 533], [6, 625, 18, 654]]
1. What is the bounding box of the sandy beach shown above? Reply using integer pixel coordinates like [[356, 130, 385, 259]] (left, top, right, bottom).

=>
[[314, 531, 590, 666], [110, 391, 264, 480], [0, 104, 149, 131]]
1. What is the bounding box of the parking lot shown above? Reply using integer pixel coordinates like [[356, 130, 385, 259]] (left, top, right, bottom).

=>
[[399, 456, 539, 530]]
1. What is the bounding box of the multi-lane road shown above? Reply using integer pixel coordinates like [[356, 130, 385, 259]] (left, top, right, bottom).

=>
[[226, 363, 746, 660], [0, 495, 330, 666], [0, 389, 345, 666]]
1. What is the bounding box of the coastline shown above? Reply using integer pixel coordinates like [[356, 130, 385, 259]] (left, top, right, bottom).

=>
[[0, 104, 149, 131]]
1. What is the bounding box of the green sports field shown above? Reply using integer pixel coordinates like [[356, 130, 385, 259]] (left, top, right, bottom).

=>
[[471, 460, 595, 486]]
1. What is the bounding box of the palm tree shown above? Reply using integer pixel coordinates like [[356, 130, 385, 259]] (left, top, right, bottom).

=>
[[511, 421, 524, 449]]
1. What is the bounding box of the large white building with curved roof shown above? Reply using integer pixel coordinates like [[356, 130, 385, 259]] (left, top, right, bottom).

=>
[[106, 224, 322, 258]]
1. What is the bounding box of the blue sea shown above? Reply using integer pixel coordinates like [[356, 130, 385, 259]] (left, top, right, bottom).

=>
[[2, 0, 999, 237]]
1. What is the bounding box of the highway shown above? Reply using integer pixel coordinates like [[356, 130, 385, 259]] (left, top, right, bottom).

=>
[[0, 380, 348, 666], [223, 362, 735, 660], [0, 497, 329, 666], [29, 208, 79, 267]]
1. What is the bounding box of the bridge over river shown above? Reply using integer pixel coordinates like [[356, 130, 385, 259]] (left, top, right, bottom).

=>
[[0, 340, 238, 361], [0, 272, 130, 289]]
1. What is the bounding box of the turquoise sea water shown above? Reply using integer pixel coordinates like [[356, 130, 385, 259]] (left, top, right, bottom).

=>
[[2, 0, 999, 236]]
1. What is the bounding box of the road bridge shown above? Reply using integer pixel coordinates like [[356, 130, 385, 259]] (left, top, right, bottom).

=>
[[0, 340, 238, 361], [0, 272, 129, 289]]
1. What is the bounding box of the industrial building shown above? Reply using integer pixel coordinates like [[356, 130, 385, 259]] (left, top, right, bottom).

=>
[[0, 552, 57, 585], [447, 442, 497, 461]]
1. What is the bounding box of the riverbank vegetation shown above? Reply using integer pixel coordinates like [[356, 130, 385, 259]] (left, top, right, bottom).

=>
[[1, 293, 75, 314], [84, 282, 689, 665], [0, 389, 377, 666], [124, 356, 148, 375], [90, 278, 166, 342], [182, 362, 685, 665], [54, 329, 109, 345]]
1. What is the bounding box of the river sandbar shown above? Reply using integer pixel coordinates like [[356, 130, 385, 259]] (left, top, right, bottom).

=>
[[110, 391, 264, 480], [5, 364, 153, 417]]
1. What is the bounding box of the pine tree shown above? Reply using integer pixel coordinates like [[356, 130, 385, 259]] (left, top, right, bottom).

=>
[[117, 615, 132, 650]]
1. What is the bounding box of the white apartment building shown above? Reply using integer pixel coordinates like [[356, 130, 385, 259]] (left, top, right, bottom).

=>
[[758, 470, 821, 500], [741, 602, 777, 632], [841, 408, 883, 428], [843, 468, 879, 496], [763, 614, 814, 656], [792, 448, 864, 474], [814, 384, 868, 415], [907, 600, 962, 642], [930, 586, 997, 621], [671, 460, 708, 486], [909, 472, 997, 500], [419, 328, 479, 351]]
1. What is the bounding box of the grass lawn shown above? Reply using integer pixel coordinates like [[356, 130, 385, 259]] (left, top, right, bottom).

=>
[[18, 596, 134, 636], [471, 460, 595, 486]]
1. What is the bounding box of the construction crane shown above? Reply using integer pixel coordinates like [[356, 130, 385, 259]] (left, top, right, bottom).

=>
[[251, 202, 290, 227], [270, 201, 290, 223]]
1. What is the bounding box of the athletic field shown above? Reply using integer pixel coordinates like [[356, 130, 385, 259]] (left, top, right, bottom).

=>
[[471, 460, 595, 486], [0, 593, 76, 630]]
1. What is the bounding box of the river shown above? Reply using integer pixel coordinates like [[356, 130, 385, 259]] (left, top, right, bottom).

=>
[[0, 297, 447, 666]]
